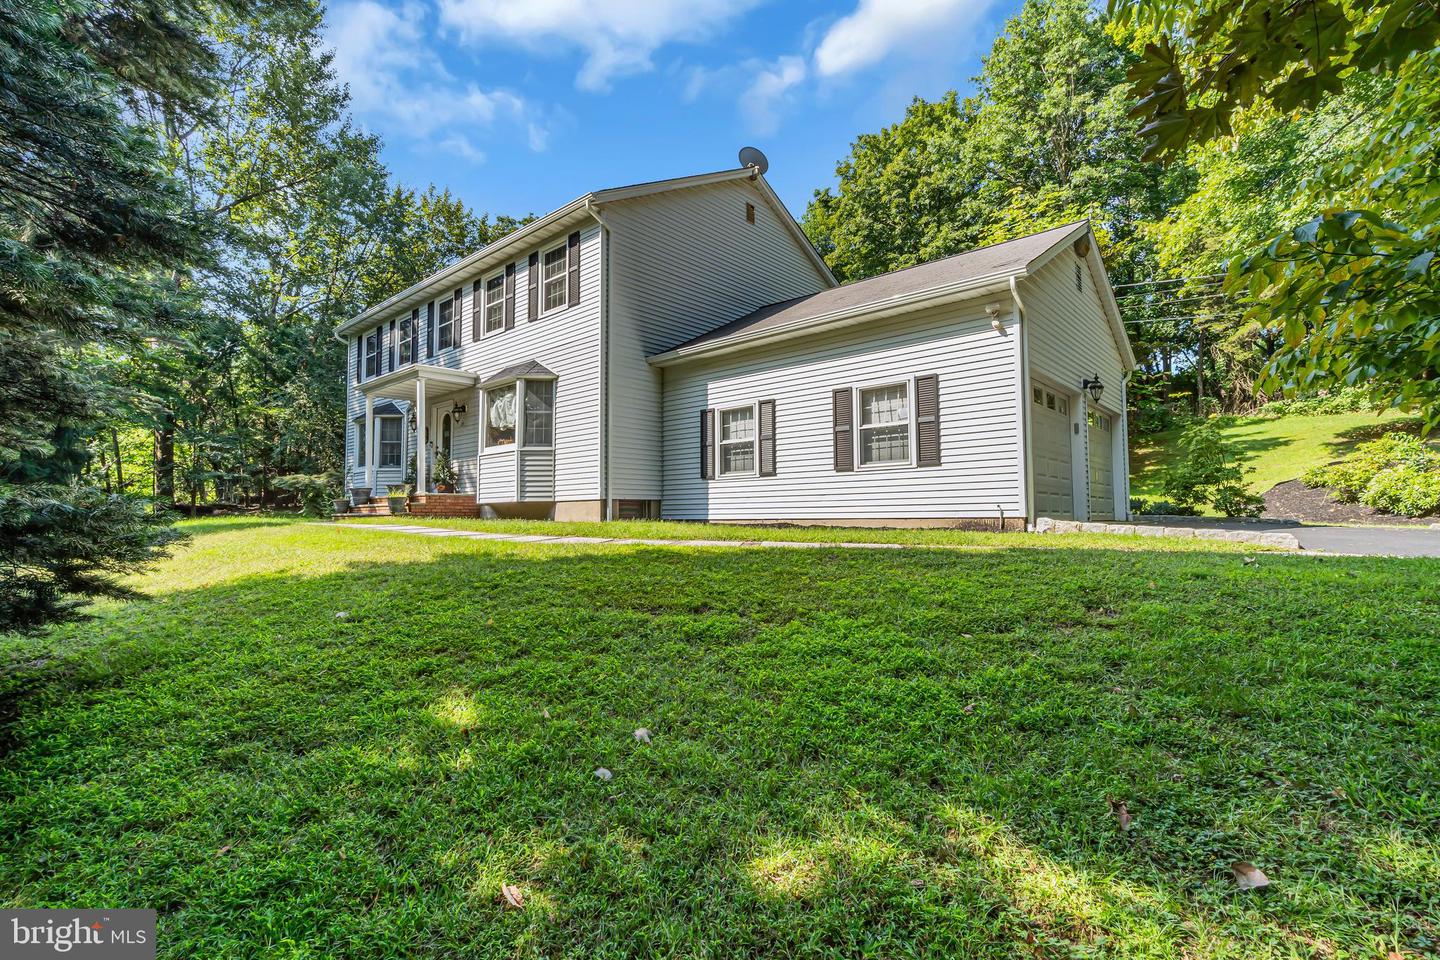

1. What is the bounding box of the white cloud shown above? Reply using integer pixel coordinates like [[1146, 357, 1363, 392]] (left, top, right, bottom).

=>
[[435, 0, 768, 91], [683, 54, 805, 135], [814, 0, 1000, 78], [439, 134, 486, 162], [325, 0, 541, 148]]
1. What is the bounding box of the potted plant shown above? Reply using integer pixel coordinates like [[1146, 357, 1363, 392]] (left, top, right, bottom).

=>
[[332, 487, 351, 515], [349, 485, 371, 507], [386, 483, 411, 515], [432, 449, 458, 493]]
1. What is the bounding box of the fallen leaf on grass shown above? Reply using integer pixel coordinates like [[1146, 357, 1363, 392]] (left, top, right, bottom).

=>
[[963, 703, 976, 714], [334, 611, 349, 620], [594, 767, 613, 781], [633, 728, 652, 744], [500, 884, 525, 909], [541, 707, 551, 719], [1230, 861, 1270, 891], [1109, 800, 1132, 831], [216, 845, 232, 856], [1243, 556, 1257, 566]]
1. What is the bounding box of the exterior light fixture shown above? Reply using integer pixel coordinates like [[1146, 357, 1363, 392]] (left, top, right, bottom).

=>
[[451, 402, 467, 426], [1082, 375, 1104, 404], [407, 409, 417, 432]]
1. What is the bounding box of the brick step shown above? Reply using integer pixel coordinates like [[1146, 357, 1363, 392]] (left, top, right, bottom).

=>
[[347, 502, 392, 516]]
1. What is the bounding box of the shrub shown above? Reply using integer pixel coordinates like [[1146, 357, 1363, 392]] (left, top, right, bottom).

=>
[[1161, 420, 1253, 512], [1210, 483, 1265, 518], [1131, 497, 1199, 516], [1259, 385, 1375, 418], [1303, 433, 1438, 503], [274, 471, 342, 517], [1359, 466, 1440, 517]]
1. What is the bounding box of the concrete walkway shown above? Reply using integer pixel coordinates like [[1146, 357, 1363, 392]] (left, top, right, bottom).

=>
[[332, 523, 924, 551]]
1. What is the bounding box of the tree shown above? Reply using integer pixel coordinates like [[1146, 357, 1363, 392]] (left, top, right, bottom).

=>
[[1112, 0, 1440, 427]]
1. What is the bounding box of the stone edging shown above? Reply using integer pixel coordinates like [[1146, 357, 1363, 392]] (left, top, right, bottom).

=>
[[1035, 518, 1299, 549]]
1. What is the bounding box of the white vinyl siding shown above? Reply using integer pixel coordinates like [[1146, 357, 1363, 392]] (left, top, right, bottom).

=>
[[603, 179, 833, 502], [661, 300, 1022, 521]]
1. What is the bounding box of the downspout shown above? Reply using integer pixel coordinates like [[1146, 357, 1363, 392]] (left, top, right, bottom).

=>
[[1010, 275, 1035, 529], [585, 199, 612, 520]]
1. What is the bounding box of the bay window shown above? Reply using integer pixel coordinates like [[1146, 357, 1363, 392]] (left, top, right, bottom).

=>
[[485, 384, 516, 447], [378, 417, 402, 466], [523, 380, 554, 447]]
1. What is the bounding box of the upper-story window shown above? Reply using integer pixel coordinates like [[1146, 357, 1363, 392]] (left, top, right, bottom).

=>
[[437, 297, 455, 349], [484, 274, 505, 334], [399, 312, 414, 365], [542, 244, 568, 313], [364, 331, 379, 378]]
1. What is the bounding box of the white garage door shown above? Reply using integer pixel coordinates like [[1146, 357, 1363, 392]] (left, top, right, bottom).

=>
[[1031, 386, 1073, 519], [1088, 409, 1115, 520]]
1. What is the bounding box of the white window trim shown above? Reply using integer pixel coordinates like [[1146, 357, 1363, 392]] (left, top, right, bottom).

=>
[[364, 332, 379, 378], [854, 377, 917, 471], [539, 243, 569, 316], [437, 297, 456, 351], [715, 401, 759, 479], [482, 271, 506, 336], [377, 415, 404, 468], [482, 377, 558, 452]]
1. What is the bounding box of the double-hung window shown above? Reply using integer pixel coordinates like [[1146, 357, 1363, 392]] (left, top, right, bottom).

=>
[[437, 297, 455, 349], [355, 422, 366, 467], [718, 404, 756, 476], [523, 380, 555, 447], [484, 274, 505, 334], [858, 383, 910, 466], [378, 417, 402, 467], [541, 245, 567, 313], [364, 331, 379, 378], [399, 313, 413, 365]]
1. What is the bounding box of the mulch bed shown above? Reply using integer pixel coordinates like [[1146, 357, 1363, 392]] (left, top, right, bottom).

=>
[[1264, 479, 1438, 526]]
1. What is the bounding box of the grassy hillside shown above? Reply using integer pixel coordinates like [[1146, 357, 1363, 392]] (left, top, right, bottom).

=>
[[1131, 410, 1422, 499]]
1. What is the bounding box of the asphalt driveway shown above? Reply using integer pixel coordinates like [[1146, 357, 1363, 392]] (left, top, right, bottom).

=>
[[1131, 517, 1440, 557]]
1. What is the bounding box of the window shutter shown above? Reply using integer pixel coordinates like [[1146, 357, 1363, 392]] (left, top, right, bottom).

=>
[[758, 399, 776, 477], [504, 262, 516, 330], [426, 301, 435, 358], [471, 280, 482, 341], [409, 308, 419, 362], [832, 387, 854, 472], [528, 252, 540, 320], [700, 408, 715, 480], [354, 336, 361, 382], [567, 231, 581, 305], [453, 288, 463, 345], [916, 374, 940, 467]]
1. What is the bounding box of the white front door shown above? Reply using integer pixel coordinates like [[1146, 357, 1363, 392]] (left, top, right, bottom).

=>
[[1031, 385, 1074, 519]]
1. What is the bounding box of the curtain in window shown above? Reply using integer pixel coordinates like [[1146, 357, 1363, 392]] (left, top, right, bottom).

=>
[[487, 386, 516, 446]]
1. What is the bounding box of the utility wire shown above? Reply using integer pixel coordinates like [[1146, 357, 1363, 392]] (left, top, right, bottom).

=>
[[1111, 274, 1225, 290]]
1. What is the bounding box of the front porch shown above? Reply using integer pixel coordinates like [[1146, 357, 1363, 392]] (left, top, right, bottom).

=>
[[356, 363, 477, 497]]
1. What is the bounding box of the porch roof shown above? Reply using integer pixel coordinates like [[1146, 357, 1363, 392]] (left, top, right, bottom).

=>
[[359, 363, 477, 402]]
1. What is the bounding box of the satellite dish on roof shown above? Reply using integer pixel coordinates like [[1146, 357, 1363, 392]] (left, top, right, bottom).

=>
[[738, 146, 769, 175]]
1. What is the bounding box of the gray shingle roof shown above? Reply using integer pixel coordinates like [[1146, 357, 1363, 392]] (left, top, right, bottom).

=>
[[479, 360, 557, 388], [657, 221, 1085, 358]]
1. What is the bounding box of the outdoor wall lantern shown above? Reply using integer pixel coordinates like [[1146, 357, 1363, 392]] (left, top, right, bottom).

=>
[[407, 409, 417, 432], [451, 402, 468, 426], [1082, 375, 1105, 404]]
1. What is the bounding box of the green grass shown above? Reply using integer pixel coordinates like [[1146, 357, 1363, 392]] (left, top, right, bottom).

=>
[[1131, 410, 1422, 500], [341, 515, 1263, 551], [3, 516, 1438, 958]]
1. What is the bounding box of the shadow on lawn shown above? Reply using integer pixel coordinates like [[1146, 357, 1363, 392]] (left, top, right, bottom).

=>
[[2, 541, 1437, 956]]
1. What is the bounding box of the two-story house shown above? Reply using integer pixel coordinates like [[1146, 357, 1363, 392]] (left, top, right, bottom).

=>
[[336, 157, 1134, 528]]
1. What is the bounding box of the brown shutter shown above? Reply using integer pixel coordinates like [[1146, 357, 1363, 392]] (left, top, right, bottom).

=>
[[426, 301, 435, 358], [700, 408, 715, 480], [471, 280, 482, 341], [528, 252, 540, 320], [758, 399, 776, 477], [409, 308, 419, 362], [832, 387, 854, 472], [453, 288, 463, 346], [916, 374, 940, 467], [567, 231, 581, 305], [504, 262, 516, 330]]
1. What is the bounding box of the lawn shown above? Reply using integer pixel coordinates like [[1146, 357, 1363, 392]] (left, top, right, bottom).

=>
[[2, 516, 1437, 958], [1131, 410, 1422, 500]]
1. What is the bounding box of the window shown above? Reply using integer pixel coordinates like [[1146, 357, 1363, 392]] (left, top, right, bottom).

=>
[[485, 384, 516, 447], [484, 274, 505, 333], [399, 313, 414, 365], [364, 331, 379, 378], [1075, 260, 1084, 292], [1034, 387, 1068, 416], [441, 412, 452, 454], [379, 417, 402, 466], [355, 422, 365, 468], [858, 383, 910, 466], [1088, 410, 1112, 431], [437, 297, 455, 349], [542, 244, 567, 312], [718, 405, 756, 476], [524, 380, 555, 447]]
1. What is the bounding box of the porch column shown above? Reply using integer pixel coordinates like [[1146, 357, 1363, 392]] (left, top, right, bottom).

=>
[[364, 394, 375, 491], [414, 376, 427, 493]]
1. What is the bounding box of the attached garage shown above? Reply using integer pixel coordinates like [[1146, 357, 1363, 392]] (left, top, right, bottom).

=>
[[1088, 408, 1116, 519], [1031, 385, 1073, 519]]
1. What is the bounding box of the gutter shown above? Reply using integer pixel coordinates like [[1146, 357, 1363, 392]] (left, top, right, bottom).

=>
[[1010, 275, 1035, 528], [648, 272, 1020, 367]]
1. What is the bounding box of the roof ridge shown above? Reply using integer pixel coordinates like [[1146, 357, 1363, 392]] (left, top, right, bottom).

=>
[[831, 219, 1087, 291]]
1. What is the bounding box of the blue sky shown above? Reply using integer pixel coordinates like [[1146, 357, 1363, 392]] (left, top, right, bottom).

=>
[[323, 0, 1026, 221]]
